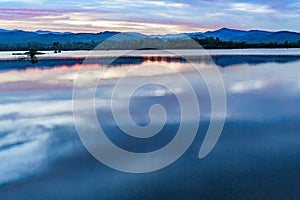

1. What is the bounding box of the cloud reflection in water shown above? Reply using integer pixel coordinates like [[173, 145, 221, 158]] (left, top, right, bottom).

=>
[[0, 55, 300, 198]]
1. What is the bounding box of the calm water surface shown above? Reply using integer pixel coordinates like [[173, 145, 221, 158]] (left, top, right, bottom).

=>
[[0, 53, 300, 199]]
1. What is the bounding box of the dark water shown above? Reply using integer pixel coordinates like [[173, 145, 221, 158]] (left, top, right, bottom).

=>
[[0, 54, 300, 199]]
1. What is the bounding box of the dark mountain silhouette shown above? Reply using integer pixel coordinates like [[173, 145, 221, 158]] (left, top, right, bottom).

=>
[[0, 30, 120, 44], [201, 28, 300, 43], [0, 27, 299, 47], [202, 28, 248, 41], [0, 30, 37, 44]]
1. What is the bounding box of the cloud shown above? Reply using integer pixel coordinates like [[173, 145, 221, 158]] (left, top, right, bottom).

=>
[[146, 1, 188, 8], [0, 0, 299, 33], [228, 3, 276, 13], [0, 0, 45, 4], [230, 80, 266, 93], [0, 8, 80, 20]]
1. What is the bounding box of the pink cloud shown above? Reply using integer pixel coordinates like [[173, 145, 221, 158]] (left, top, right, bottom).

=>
[[0, 8, 75, 20], [0, 7, 116, 20], [0, 8, 79, 13], [125, 18, 203, 28]]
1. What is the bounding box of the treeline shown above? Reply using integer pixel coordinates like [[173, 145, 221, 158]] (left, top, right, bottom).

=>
[[1, 37, 300, 51], [194, 37, 300, 49], [0, 41, 99, 51]]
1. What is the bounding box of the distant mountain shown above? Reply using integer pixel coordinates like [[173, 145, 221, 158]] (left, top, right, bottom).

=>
[[0, 30, 37, 44], [266, 31, 300, 43], [201, 28, 300, 43], [109, 32, 146, 41], [150, 33, 191, 41], [35, 30, 72, 35], [0, 28, 10, 33], [0, 28, 299, 45], [203, 28, 248, 41], [186, 32, 206, 39], [0, 30, 119, 44], [232, 30, 273, 43]]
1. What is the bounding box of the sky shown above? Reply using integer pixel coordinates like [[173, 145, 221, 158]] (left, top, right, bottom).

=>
[[0, 0, 299, 34]]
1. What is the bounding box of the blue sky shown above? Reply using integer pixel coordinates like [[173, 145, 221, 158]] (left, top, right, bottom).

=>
[[0, 0, 299, 34]]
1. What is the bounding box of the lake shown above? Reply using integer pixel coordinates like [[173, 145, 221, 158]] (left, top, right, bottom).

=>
[[0, 50, 300, 199]]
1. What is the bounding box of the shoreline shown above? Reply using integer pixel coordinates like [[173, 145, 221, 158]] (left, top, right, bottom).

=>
[[0, 48, 300, 60]]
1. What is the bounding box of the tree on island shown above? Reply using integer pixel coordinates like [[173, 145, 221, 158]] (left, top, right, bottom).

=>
[[28, 48, 38, 64]]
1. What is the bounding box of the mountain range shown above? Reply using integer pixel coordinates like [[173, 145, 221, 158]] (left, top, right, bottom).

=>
[[0, 28, 299, 45]]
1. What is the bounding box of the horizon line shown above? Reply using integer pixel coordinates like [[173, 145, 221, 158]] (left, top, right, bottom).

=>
[[1, 27, 299, 35]]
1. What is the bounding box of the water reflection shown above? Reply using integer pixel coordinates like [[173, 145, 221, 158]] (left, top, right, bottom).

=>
[[1, 55, 300, 72], [0, 55, 300, 199]]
